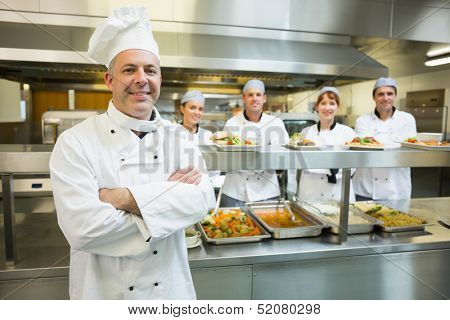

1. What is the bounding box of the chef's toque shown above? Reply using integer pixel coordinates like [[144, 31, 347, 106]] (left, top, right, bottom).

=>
[[373, 77, 397, 92], [88, 6, 160, 67], [319, 86, 340, 97], [243, 79, 265, 94], [181, 90, 205, 105]]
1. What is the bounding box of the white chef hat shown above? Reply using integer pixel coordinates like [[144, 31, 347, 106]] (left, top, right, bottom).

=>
[[243, 79, 265, 94], [319, 86, 340, 97], [181, 90, 205, 105], [373, 77, 397, 95], [88, 6, 160, 67]]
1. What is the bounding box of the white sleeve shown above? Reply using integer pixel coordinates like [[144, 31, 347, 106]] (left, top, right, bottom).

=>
[[128, 138, 215, 240], [392, 113, 417, 142], [50, 133, 151, 257]]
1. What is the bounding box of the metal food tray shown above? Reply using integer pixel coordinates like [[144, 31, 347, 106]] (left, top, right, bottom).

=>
[[400, 142, 450, 151], [247, 201, 327, 239], [353, 201, 433, 233], [197, 207, 271, 245], [299, 200, 381, 235]]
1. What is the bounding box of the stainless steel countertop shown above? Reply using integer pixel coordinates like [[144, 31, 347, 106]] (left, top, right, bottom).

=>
[[1, 197, 449, 280], [1, 144, 450, 173]]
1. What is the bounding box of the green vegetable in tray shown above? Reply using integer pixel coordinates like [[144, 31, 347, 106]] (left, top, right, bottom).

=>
[[366, 205, 382, 214]]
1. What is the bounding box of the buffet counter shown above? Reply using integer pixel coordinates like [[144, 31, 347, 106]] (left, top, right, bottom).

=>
[[1, 145, 450, 299], [1, 198, 449, 299]]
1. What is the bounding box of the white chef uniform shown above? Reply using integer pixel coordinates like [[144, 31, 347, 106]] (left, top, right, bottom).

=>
[[50, 102, 215, 299], [298, 122, 357, 202], [185, 126, 222, 188], [222, 113, 289, 202], [353, 108, 417, 200]]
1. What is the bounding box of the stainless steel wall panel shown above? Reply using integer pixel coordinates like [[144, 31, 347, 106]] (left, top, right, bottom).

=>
[[39, 0, 174, 20], [289, 0, 392, 38], [0, 0, 39, 12], [392, 4, 450, 43], [175, 0, 291, 30]]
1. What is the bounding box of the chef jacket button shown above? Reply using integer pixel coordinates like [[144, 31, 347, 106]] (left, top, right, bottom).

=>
[[129, 286, 134, 291], [257, 177, 260, 180], [246, 178, 249, 181], [374, 178, 378, 181], [385, 178, 388, 182], [120, 158, 125, 162], [153, 250, 158, 255], [321, 177, 324, 180], [321, 193, 324, 197], [110, 129, 115, 134], [154, 155, 158, 160], [154, 282, 159, 287]]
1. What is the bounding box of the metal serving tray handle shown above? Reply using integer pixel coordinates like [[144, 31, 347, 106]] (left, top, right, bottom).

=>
[[247, 201, 328, 239], [299, 200, 380, 235], [352, 201, 433, 233], [197, 207, 271, 245]]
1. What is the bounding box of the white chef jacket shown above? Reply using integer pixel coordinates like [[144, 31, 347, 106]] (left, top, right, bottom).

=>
[[184, 126, 222, 188], [353, 109, 417, 200], [298, 122, 357, 202], [50, 102, 215, 300], [222, 113, 289, 202]]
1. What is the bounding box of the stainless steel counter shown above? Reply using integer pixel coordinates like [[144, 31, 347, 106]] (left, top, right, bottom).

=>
[[1, 144, 450, 173], [1, 198, 449, 299]]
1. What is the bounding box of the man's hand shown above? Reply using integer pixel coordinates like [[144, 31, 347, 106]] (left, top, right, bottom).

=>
[[168, 167, 202, 185], [99, 188, 141, 216]]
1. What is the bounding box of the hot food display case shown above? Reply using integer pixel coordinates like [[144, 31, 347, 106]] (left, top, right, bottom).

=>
[[0, 144, 449, 299]]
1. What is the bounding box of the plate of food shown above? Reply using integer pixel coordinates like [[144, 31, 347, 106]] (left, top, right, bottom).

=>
[[401, 137, 450, 151], [284, 133, 319, 150], [345, 137, 385, 150], [352, 201, 432, 232], [211, 131, 259, 151], [197, 207, 271, 244]]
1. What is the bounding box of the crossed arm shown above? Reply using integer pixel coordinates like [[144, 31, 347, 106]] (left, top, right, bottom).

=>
[[99, 167, 203, 215]]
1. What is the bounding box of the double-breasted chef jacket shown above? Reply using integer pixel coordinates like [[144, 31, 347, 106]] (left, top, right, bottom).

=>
[[222, 112, 289, 202], [50, 101, 215, 299], [298, 122, 357, 202], [353, 108, 417, 200]]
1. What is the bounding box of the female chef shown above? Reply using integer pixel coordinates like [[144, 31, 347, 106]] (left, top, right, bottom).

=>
[[297, 87, 356, 202], [180, 90, 213, 145], [180, 90, 221, 187]]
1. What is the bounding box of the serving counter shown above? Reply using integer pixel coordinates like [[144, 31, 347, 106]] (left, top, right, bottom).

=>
[[1, 144, 450, 299]]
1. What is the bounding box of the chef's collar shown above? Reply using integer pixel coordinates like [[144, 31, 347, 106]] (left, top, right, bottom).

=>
[[374, 106, 396, 119], [317, 120, 337, 132], [107, 101, 162, 132], [180, 122, 199, 134], [243, 110, 263, 122]]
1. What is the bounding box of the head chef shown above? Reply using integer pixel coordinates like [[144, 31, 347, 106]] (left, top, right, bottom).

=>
[[89, 6, 162, 122]]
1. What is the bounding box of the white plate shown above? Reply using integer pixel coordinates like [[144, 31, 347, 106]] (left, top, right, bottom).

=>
[[187, 238, 202, 249], [439, 216, 450, 227], [400, 142, 450, 151], [215, 143, 260, 151], [346, 142, 400, 151], [284, 143, 319, 150]]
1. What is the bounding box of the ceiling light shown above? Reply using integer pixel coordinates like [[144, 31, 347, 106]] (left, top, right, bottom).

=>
[[425, 54, 450, 67], [427, 44, 450, 57]]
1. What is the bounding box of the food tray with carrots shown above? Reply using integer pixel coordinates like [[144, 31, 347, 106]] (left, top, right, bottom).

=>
[[197, 207, 271, 245]]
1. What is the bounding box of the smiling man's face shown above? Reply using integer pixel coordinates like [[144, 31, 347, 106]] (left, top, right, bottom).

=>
[[105, 49, 162, 120]]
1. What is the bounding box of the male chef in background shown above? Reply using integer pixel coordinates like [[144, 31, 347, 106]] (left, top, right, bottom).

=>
[[353, 77, 417, 200], [50, 6, 214, 299], [220, 79, 290, 207]]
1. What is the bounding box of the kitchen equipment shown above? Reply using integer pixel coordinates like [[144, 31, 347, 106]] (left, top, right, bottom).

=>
[[197, 207, 271, 245], [300, 200, 381, 234], [42, 110, 99, 144], [247, 201, 327, 239]]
